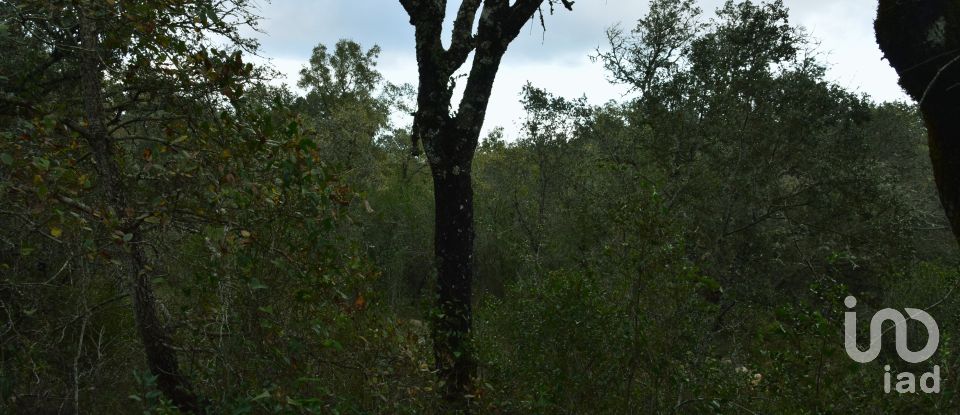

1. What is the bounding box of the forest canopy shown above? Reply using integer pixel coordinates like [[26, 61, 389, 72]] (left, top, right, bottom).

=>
[[1, 0, 957, 413]]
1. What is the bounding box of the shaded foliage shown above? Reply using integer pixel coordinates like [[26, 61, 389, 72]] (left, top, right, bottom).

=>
[[1, 1, 958, 414]]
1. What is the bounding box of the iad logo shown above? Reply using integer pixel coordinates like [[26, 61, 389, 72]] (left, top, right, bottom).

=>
[[843, 296, 940, 393]]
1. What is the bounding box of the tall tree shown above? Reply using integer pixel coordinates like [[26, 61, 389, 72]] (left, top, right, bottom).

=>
[[875, 0, 960, 244], [1, 0, 258, 411], [398, 0, 572, 408], [76, 7, 205, 411]]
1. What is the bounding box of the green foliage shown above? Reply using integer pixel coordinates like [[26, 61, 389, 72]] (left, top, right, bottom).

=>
[[128, 371, 181, 415], [2, 0, 958, 413], [477, 270, 629, 413]]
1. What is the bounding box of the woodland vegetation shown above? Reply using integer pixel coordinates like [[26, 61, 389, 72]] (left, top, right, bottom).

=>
[[1, 0, 959, 413]]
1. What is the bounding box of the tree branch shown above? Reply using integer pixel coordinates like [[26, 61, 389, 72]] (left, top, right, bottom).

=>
[[508, 0, 546, 34], [400, 0, 443, 24], [399, 0, 419, 21], [452, 0, 539, 135], [446, 0, 482, 69]]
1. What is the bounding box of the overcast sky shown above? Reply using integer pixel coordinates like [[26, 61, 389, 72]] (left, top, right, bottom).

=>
[[241, 0, 910, 138]]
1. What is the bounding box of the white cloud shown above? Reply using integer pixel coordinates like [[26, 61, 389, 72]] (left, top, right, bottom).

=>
[[481, 53, 632, 136], [248, 0, 912, 140], [785, 0, 907, 102]]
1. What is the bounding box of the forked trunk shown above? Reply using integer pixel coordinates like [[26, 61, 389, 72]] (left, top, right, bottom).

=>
[[399, 2, 571, 410]]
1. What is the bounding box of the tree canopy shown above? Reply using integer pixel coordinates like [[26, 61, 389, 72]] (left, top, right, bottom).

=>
[[1, 0, 958, 413]]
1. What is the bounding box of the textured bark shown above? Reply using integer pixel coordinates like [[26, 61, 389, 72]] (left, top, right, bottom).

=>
[[79, 9, 202, 413], [431, 160, 477, 405], [399, 0, 570, 409], [875, 0, 960, 245]]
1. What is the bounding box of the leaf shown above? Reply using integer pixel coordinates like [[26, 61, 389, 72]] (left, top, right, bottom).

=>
[[32, 157, 50, 170], [298, 137, 315, 150], [251, 390, 272, 401], [322, 339, 343, 351], [122, 233, 134, 242], [248, 278, 267, 290], [240, 230, 251, 238], [50, 227, 62, 238], [0, 153, 12, 165]]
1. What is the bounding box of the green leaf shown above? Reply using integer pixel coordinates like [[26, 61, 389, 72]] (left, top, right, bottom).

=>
[[322, 339, 343, 351], [298, 137, 315, 151], [32, 157, 50, 170], [0, 153, 12, 165], [248, 278, 267, 290]]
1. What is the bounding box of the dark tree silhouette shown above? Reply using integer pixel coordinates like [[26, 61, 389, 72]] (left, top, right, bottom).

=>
[[875, 0, 960, 244], [399, 0, 572, 408]]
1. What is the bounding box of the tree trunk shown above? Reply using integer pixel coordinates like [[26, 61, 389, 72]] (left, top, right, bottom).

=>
[[926, 109, 960, 243], [398, 2, 573, 410], [430, 156, 477, 408], [875, 0, 960, 245], [78, 8, 201, 413]]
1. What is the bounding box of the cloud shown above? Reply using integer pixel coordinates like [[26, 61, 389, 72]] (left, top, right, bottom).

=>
[[242, 0, 414, 57], [783, 0, 906, 102], [246, 0, 910, 139], [478, 52, 631, 135]]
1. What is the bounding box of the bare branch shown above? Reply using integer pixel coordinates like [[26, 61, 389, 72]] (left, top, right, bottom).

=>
[[446, 0, 482, 69], [505, 0, 575, 39], [507, 0, 547, 38], [404, 0, 446, 71]]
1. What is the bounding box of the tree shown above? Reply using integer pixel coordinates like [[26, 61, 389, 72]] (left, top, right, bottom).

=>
[[1, 0, 258, 411], [296, 40, 393, 188], [76, 8, 204, 412], [596, 0, 703, 95], [875, 0, 960, 245], [591, 0, 950, 320], [397, 0, 572, 408]]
